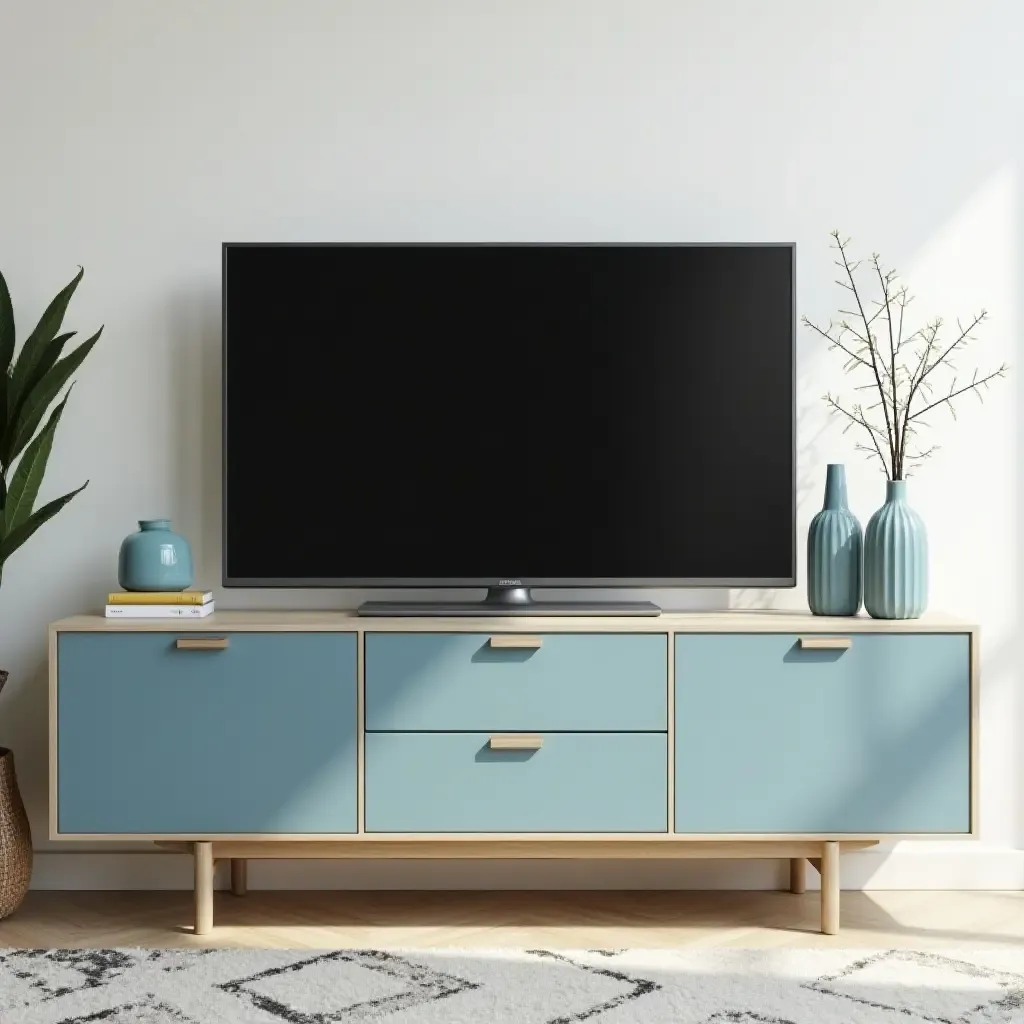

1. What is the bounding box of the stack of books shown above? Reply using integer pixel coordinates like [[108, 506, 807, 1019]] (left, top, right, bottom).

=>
[[105, 591, 215, 618]]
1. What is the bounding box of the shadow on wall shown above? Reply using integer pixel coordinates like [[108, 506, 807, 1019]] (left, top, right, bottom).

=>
[[168, 284, 221, 595], [731, 366, 832, 612], [3, 659, 49, 837]]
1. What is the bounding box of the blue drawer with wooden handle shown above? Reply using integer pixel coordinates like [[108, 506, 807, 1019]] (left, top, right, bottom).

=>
[[365, 632, 667, 731], [365, 731, 668, 832], [57, 632, 358, 834], [674, 633, 971, 834]]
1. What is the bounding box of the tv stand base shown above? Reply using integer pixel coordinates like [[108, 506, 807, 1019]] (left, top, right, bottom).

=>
[[358, 585, 661, 616], [358, 600, 661, 616]]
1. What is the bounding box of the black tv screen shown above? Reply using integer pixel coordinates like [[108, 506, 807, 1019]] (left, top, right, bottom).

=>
[[223, 243, 794, 587]]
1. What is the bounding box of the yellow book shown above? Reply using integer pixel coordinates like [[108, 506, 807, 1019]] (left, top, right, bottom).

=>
[[107, 590, 213, 606]]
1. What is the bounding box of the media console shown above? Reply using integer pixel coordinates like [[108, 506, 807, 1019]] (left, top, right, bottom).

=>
[[49, 610, 977, 936]]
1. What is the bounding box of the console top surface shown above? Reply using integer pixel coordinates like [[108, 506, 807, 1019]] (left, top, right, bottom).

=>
[[51, 609, 976, 633]]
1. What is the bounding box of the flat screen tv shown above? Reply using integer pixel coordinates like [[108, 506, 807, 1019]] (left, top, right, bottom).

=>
[[223, 243, 795, 614]]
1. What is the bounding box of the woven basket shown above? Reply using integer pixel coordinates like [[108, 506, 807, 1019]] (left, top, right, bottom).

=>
[[0, 746, 32, 919]]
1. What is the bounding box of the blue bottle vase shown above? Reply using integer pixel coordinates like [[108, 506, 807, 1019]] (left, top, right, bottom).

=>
[[864, 480, 927, 619], [807, 463, 862, 616], [118, 519, 194, 592]]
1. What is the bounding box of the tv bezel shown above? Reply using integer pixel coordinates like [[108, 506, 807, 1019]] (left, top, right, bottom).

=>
[[222, 241, 797, 590]]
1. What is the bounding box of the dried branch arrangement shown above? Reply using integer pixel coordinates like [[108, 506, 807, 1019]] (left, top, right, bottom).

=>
[[803, 231, 1007, 479]]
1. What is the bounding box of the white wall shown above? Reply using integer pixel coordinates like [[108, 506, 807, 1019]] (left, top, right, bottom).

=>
[[1, 0, 1021, 890]]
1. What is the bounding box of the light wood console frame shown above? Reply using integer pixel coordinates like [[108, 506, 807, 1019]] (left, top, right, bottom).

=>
[[49, 610, 980, 937]]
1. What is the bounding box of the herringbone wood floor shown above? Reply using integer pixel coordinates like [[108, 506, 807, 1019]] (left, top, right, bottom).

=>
[[1, 890, 1022, 949]]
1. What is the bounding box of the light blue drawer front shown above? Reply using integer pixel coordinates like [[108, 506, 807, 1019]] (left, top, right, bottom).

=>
[[365, 633, 667, 731], [58, 632, 358, 834], [366, 732, 668, 832], [675, 633, 971, 834]]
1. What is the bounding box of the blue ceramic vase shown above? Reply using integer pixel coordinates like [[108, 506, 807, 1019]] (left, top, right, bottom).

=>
[[118, 519, 194, 592], [864, 480, 927, 619], [807, 463, 862, 615]]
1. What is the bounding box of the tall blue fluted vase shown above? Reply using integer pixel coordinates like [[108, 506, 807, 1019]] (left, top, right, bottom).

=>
[[807, 463, 862, 615], [864, 480, 928, 619]]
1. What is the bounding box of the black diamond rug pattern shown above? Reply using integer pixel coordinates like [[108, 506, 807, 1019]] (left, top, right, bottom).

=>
[[1, 947, 1022, 1023]]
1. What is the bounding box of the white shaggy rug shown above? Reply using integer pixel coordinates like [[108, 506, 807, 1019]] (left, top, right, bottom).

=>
[[1, 947, 1023, 1022]]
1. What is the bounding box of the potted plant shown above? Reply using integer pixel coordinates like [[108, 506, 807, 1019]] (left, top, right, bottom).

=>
[[804, 232, 1006, 618], [0, 267, 100, 918]]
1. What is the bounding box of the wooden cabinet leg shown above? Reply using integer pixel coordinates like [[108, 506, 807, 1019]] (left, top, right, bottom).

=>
[[230, 858, 248, 897], [820, 841, 840, 935], [789, 857, 806, 894], [194, 842, 214, 935]]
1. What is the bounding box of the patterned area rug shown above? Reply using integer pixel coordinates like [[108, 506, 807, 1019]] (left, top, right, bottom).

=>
[[1, 947, 1023, 1022]]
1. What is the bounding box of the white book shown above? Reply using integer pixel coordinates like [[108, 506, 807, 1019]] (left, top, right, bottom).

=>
[[105, 602, 215, 619]]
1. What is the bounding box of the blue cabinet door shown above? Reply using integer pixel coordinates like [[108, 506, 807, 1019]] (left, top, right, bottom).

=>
[[58, 632, 358, 834], [366, 732, 668, 832], [675, 633, 971, 834], [365, 632, 667, 731]]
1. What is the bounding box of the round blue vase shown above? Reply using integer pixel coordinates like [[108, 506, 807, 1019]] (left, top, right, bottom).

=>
[[807, 463, 862, 615], [864, 480, 927, 619], [118, 519, 194, 592]]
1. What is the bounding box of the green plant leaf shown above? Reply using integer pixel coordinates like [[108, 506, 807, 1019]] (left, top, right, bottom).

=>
[[0, 479, 88, 566], [8, 266, 83, 407], [3, 388, 72, 533], [3, 325, 101, 465], [0, 270, 13, 374], [24, 330, 76, 398], [0, 371, 8, 448]]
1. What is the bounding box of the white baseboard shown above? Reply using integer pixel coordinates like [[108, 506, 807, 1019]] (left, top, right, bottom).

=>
[[29, 846, 1024, 891]]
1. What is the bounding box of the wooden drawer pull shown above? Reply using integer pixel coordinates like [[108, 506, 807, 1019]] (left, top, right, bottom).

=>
[[799, 637, 852, 650], [489, 734, 543, 750], [176, 637, 230, 650], [488, 635, 543, 649]]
